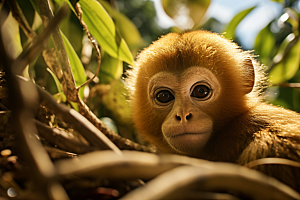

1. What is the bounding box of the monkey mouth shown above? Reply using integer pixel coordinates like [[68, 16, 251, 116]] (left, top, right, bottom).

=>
[[168, 132, 202, 138]]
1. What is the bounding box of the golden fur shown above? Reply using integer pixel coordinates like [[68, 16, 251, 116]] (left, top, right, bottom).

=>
[[126, 30, 300, 191]]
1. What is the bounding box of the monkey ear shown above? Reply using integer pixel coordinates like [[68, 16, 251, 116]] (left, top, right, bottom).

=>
[[243, 58, 255, 94]]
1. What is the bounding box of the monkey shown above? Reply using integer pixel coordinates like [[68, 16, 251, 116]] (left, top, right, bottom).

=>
[[126, 30, 300, 192]]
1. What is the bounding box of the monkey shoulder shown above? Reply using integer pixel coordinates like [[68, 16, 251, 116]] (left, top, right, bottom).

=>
[[237, 102, 300, 165]]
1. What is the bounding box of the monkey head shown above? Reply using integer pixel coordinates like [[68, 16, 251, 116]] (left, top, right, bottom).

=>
[[127, 30, 259, 158]]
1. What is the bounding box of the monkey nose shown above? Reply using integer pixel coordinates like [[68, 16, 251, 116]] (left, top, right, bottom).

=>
[[176, 113, 192, 121]]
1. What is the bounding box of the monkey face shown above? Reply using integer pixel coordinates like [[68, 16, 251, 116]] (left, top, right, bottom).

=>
[[148, 66, 221, 156]]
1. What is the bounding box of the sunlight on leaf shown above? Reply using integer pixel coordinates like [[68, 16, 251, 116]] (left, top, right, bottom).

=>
[[59, 0, 134, 65], [254, 23, 276, 66], [269, 36, 300, 84], [79, 0, 118, 58], [224, 6, 256, 39], [99, 0, 140, 58], [118, 38, 134, 66], [162, 0, 211, 30]]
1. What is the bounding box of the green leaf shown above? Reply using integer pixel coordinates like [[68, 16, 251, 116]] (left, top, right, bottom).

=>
[[162, 0, 211, 30], [2, 10, 23, 59], [271, 0, 284, 3], [269, 36, 300, 84], [98, 53, 123, 84], [47, 68, 67, 102], [99, 0, 138, 60], [118, 38, 134, 66], [224, 6, 256, 39], [56, 0, 134, 65], [254, 22, 276, 66], [61, 31, 86, 99], [79, 0, 118, 58]]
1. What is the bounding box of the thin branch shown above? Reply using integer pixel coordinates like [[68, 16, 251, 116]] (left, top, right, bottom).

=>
[[44, 145, 77, 159], [244, 158, 300, 169], [6, 0, 37, 41], [13, 3, 69, 75], [75, 3, 101, 90], [274, 82, 300, 89]]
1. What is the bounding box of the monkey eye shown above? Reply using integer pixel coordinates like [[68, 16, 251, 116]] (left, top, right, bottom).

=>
[[156, 90, 174, 103], [191, 84, 211, 99]]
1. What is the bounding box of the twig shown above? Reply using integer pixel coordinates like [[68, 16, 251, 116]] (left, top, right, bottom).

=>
[[274, 82, 300, 89], [44, 145, 77, 159], [13, 3, 69, 75], [6, 0, 37, 41], [36, 0, 78, 102], [75, 3, 101, 90], [244, 158, 300, 169]]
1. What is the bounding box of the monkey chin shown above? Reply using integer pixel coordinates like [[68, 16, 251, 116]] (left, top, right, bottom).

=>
[[164, 131, 211, 156]]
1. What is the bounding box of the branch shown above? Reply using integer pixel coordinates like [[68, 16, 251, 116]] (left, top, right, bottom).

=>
[[35, 120, 95, 154], [13, 3, 69, 75], [29, 77, 122, 155], [36, 0, 77, 102], [77, 97, 156, 153], [274, 82, 300, 89], [0, 4, 68, 198]]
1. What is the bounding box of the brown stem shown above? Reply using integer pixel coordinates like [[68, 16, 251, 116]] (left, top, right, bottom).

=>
[[75, 3, 101, 90], [36, 0, 78, 102]]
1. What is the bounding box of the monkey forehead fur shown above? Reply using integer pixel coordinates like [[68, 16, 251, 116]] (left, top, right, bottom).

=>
[[127, 30, 267, 102]]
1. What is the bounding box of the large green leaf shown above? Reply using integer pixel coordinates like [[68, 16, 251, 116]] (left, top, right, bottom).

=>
[[61, 31, 86, 99], [269, 35, 300, 84], [224, 6, 256, 39], [79, 0, 118, 58], [254, 22, 276, 66], [162, 0, 211, 29], [57, 0, 134, 65], [99, 0, 140, 58]]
